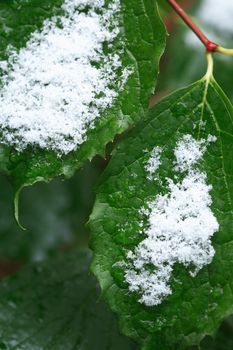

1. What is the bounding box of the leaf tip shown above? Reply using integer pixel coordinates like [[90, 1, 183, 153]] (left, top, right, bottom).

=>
[[14, 188, 26, 231]]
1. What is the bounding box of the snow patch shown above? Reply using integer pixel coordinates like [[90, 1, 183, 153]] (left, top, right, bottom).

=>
[[145, 147, 162, 180], [125, 135, 219, 307], [0, 0, 129, 154]]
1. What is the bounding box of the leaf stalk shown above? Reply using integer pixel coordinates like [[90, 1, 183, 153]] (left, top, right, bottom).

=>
[[205, 53, 214, 81], [216, 47, 233, 56]]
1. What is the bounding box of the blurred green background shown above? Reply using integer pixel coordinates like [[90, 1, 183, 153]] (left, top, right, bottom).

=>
[[1, 0, 233, 349]]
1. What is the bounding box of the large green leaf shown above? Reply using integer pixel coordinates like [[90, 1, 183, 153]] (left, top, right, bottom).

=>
[[90, 77, 233, 349], [0, 249, 138, 349], [0, 0, 166, 204]]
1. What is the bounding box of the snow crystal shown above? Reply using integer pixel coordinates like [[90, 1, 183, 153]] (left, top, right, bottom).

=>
[[145, 147, 162, 180], [0, 0, 129, 154], [125, 135, 219, 307]]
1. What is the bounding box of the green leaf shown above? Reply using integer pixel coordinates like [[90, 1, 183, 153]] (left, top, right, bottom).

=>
[[0, 0, 166, 204], [0, 249, 138, 349], [156, 0, 171, 14], [89, 78, 233, 349]]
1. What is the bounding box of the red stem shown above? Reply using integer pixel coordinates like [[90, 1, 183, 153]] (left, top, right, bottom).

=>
[[167, 0, 218, 52]]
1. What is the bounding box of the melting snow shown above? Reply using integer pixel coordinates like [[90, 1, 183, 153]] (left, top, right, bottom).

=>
[[0, 0, 128, 154], [145, 147, 162, 180], [125, 135, 219, 307]]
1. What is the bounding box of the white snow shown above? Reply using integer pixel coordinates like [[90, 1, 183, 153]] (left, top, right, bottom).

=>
[[145, 147, 162, 180], [125, 135, 219, 307], [0, 0, 128, 154]]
